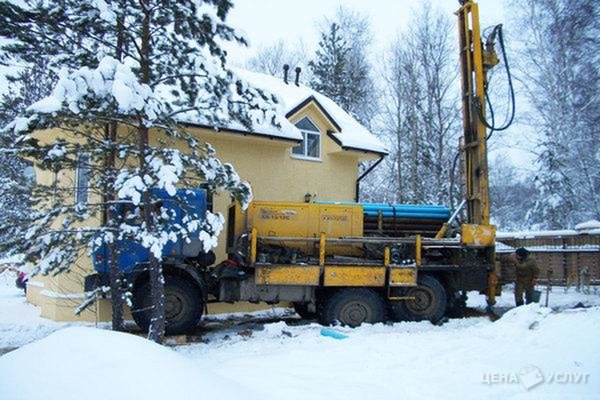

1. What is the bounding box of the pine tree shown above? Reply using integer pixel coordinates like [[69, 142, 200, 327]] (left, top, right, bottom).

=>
[[0, 62, 54, 253], [1, 0, 279, 342], [309, 18, 374, 126], [309, 23, 352, 111]]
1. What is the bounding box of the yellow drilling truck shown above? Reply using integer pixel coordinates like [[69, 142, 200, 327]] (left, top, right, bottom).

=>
[[202, 0, 503, 329], [114, 0, 506, 334]]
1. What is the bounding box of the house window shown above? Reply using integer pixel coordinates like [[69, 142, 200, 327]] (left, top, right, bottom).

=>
[[292, 117, 320, 160], [75, 154, 90, 205]]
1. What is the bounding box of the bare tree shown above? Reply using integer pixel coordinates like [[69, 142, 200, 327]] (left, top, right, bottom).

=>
[[245, 39, 309, 80], [489, 155, 536, 230], [369, 3, 460, 206]]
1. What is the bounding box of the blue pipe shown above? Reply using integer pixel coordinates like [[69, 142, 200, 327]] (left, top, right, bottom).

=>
[[363, 211, 449, 219], [314, 201, 451, 219], [362, 204, 448, 210], [362, 207, 449, 214], [315, 201, 448, 210]]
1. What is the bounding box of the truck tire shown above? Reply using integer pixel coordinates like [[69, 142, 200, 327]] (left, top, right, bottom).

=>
[[391, 274, 446, 323], [319, 288, 386, 327], [132, 275, 203, 335]]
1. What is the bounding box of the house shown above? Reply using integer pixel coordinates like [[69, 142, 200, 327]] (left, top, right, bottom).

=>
[[25, 68, 388, 322]]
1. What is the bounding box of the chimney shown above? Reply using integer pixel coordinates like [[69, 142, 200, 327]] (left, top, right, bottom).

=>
[[294, 67, 301, 86], [283, 64, 290, 84]]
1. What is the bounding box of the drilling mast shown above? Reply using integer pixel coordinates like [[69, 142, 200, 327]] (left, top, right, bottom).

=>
[[456, 0, 498, 227]]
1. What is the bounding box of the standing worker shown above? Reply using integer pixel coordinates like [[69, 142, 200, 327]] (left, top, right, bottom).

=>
[[514, 247, 539, 306]]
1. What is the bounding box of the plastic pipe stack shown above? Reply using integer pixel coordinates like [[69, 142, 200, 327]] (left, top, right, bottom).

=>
[[316, 201, 450, 237], [361, 203, 450, 219], [362, 204, 450, 237]]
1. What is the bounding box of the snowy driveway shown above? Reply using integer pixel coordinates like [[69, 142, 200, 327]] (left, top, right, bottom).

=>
[[1, 269, 600, 399], [174, 306, 600, 400]]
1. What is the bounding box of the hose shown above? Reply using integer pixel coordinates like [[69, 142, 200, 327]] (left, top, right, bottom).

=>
[[475, 24, 516, 139]]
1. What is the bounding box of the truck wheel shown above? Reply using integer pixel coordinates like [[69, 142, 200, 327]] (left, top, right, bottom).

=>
[[293, 302, 316, 319], [392, 274, 446, 323], [319, 288, 386, 327], [132, 275, 203, 335]]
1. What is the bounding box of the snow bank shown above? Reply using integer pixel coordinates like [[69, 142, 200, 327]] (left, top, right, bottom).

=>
[[491, 302, 553, 331], [575, 220, 600, 232], [0, 327, 266, 400], [2, 278, 599, 399]]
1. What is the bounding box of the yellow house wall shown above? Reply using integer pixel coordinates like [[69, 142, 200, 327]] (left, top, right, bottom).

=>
[[26, 128, 107, 321], [27, 104, 371, 322], [186, 108, 359, 261]]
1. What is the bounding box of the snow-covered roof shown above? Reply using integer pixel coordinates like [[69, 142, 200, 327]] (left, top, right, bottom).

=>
[[217, 69, 388, 155], [497, 221, 600, 239], [14, 57, 386, 155]]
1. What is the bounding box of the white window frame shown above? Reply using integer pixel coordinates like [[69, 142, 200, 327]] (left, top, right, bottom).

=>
[[75, 153, 90, 205], [291, 116, 321, 161]]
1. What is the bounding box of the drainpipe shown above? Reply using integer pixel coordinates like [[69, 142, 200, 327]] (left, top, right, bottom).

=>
[[355, 155, 384, 202]]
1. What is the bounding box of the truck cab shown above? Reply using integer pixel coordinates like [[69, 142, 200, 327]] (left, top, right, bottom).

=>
[[88, 188, 216, 334]]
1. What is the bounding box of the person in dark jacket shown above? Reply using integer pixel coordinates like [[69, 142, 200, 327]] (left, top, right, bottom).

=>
[[514, 247, 539, 306]]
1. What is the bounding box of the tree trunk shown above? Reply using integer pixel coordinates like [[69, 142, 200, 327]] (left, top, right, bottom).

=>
[[138, 0, 165, 344], [107, 122, 124, 332], [139, 123, 165, 343], [107, 8, 126, 333]]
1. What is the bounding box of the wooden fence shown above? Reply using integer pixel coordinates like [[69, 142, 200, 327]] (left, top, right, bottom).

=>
[[495, 229, 600, 286]]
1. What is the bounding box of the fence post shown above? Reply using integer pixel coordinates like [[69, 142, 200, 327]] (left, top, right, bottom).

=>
[[545, 268, 552, 307]]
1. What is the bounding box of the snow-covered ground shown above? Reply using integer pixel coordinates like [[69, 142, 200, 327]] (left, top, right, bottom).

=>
[[467, 282, 600, 311], [0, 269, 108, 348], [1, 269, 600, 399]]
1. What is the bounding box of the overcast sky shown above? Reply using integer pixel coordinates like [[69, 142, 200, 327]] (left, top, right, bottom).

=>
[[0, 0, 535, 170], [226, 0, 507, 64]]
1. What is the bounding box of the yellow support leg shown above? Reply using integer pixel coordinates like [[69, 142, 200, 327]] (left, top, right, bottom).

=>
[[250, 228, 257, 263], [384, 247, 390, 267]]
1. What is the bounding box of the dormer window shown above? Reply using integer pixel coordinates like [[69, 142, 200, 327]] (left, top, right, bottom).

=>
[[292, 116, 320, 160]]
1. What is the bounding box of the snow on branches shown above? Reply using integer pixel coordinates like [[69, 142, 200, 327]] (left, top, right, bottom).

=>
[[0, 0, 272, 284], [6, 57, 160, 135]]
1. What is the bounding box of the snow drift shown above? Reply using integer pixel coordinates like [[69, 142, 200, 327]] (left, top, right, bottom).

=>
[[0, 327, 267, 400]]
